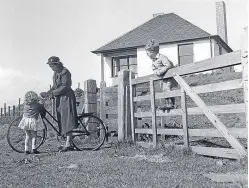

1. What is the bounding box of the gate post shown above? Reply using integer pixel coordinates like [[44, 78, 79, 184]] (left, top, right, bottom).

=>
[[84, 79, 97, 136], [241, 27, 248, 127], [100, 81, 106, 125], [100, 81, 107, 141], [118, 70, 135, 141], [84, 79, 97, 114]]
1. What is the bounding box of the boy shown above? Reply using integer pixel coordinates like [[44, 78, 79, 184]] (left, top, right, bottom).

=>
[[145, 39, 176, 111]]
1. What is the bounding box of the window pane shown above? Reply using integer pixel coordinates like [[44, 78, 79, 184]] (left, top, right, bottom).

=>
[[119, 58, 128, 66], [120, 65, 129, 71], [112, 58, 119, 67], [130, 64, 137, 73], [179, 44, 193, 56], [179, 55, 193, 65], [113, 66, 120, 76], [129, 56, 137, 65]]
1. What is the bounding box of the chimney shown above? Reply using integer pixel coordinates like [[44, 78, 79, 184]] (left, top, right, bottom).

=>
[[215, 1, 228, 43], [153, 12, 164, 17]]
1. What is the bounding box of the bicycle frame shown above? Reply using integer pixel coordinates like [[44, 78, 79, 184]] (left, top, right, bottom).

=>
[[40, 110, 58, 135], [42, 109, 92, 137]]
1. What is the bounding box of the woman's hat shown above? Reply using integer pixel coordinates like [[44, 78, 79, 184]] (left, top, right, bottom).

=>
[[47, 56, 60, 64]]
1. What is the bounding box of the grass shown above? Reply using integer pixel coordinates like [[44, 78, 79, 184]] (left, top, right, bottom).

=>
[[0, 122, 247, 188], [0, 71, 248, 187]]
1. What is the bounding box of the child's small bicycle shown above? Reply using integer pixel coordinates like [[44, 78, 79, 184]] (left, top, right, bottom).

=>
[[7, 104, 107, 153]]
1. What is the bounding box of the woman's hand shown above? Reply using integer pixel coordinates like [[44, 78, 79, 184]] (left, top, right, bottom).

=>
[[40, 91, 54, 99], [40, 92, 48, 99]]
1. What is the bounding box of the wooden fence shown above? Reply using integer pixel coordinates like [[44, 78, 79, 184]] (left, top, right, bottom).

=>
[[0, 98, 21, 118], [99, 81, 118, 138], [128, 28, 248, 159]]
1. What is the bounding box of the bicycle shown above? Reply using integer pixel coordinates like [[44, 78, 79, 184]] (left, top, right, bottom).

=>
[[7, 98, 107, 153]]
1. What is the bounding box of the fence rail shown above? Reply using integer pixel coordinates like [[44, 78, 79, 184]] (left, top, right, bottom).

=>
[[135, 128, 248, 138], [131, 50, 241, 85], [134, 103, 245, 117], [134, 79, 242, 101]]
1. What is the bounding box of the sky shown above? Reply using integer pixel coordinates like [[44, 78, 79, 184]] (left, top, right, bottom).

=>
[[0, 0, 248, 106]]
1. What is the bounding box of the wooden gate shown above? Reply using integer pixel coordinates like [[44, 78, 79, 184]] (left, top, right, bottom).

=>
[[129, 28, 248, 159]]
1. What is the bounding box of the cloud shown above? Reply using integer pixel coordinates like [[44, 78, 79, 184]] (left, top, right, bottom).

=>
[[0, 66, 24, 86]]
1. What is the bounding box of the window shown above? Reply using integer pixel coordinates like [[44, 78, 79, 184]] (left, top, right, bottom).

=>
[[111, 55, 137, 77], [178, 43, 194, 66]]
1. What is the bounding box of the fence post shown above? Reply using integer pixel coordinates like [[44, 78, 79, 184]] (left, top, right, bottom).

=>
[[150, 80, 157, 148], [8, 106, 10, 116], [130, 73, 137, 142], [118, 70, 135, 141], [100, 81, 106, 141], [241, 27, 248, 127], [100, 81, 106, 123], [181, 88, 189, 147], [159, 80, 165, 141], [125, 85, 129, 140], [84, 79, 97, 136], [4, 103, 6, 117], [13, 105, 15, 116], [18, 98, 21, 116]]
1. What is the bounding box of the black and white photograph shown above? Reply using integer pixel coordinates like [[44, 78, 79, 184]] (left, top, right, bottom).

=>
[[0, 0, 248, 187]]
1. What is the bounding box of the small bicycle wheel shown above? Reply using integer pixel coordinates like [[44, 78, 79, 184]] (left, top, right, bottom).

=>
[[7, 116, 47, 153], [73, 114, 107, 151]]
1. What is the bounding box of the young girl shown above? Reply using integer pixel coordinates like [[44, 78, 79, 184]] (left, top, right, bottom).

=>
[[18, 91, 46, 154]]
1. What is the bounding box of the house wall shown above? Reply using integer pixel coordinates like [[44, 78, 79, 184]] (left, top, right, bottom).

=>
[[212, 38, 229, 56], [194, 40, 212, 62], [103, 56, 117, 86], [137, 39, 212, 77], [103, 39, 235, 86], [212, 39, 240, 72]]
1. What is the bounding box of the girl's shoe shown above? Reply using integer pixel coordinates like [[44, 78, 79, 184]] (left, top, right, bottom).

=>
[[25, 151, 31, 155], [59, 146, 74, 152], [32, 149, 40, 154]]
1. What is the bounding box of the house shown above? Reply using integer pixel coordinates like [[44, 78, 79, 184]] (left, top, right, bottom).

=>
[[92, 1, 233, 86]]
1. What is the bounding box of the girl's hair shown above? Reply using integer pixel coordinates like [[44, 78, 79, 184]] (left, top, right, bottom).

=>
[[24, 91, 39, 105]]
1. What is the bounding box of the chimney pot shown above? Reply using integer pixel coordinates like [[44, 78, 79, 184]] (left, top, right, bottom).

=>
[[153, 13, 164, 17]]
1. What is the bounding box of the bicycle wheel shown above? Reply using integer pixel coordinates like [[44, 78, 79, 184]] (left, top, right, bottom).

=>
[[7, 116, 47, 153], [72, 114, 107, 151]]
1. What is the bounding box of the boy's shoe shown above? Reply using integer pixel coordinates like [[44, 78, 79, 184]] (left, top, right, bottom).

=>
[[25, 151, 31, 155], [159, 105, 174, 110], [59, 146, 74, 152], [32, 149, 40, 154]]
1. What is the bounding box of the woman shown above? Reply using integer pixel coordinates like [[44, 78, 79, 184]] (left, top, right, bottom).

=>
[[45, 56, 78, 152]]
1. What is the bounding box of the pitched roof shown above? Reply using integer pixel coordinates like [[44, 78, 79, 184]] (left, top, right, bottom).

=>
[[92, 13, 212, 53]]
